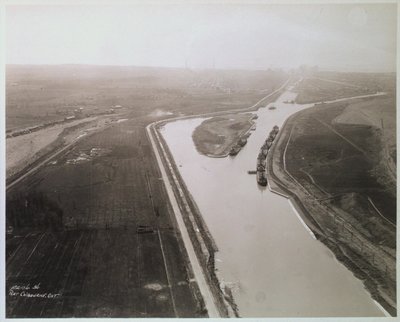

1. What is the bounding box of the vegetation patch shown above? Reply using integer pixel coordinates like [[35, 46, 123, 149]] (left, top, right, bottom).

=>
[[192, 113, 255, 157]]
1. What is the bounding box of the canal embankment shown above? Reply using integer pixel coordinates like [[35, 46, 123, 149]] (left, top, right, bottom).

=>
[[154, 84, 386, 317], [149, 122, 231, 317], [266, 106, 396, 316], [144, 78, 291, 318]]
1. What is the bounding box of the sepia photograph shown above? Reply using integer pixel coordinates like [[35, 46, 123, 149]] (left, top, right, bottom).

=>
[[2, 0, 397, 319]]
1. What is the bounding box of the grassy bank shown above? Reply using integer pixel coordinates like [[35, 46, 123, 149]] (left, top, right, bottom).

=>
[[154, 122, 230, 317], [267, 98, 396, 316]]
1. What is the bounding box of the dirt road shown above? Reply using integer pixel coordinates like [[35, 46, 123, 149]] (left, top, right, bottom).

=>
[[146, 123, 220, 317]]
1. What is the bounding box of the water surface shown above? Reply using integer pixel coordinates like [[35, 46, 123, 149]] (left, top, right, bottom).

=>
[[161, 90, 383, 317]]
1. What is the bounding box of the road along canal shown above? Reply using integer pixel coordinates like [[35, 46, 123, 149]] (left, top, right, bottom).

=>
[[158, 89, 384, 317]]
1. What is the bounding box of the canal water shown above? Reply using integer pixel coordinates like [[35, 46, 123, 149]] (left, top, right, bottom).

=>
[[160, 89, 383, 317]]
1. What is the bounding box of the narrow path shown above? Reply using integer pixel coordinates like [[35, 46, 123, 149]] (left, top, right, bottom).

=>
[[367, 197, 396, 227], [146, 124, 220, 318], [314, 92, 386, 105], [157, 230, 178, 316]]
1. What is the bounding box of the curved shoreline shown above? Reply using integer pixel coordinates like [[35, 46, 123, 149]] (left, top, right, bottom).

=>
[[266, 104, 396, 317], [192, 114, 256, 158], [145, 79, 291, 317], [147, 79, 393, 317], [147, 82, 394, 317]]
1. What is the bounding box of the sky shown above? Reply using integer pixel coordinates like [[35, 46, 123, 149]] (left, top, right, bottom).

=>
[[6, 3, 397, 72]]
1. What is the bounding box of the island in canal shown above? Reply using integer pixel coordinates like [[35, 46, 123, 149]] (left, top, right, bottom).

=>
[[192, 83, 284, 158], [192, 113, 257, 157], [193, 71, 397, 316]]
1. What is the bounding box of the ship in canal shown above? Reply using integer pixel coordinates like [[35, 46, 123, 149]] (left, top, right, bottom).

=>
[[229, 145, 242, 156], [257, 171, 268, 186], [256, 125, 279, 186], [229, 134, 250, 156]]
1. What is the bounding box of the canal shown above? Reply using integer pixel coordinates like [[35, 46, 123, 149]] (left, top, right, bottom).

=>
[[159, 89, 383, 317]]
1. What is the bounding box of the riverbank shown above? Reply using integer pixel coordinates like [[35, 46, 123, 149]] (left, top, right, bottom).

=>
[[140, 78, 291, 317], [150, 122, 230, 317], [161, 87, 387, 316], [267, 103, 396, 316]]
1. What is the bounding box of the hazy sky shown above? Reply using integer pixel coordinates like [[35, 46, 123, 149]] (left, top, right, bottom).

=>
[[6, 3, 397, 72]]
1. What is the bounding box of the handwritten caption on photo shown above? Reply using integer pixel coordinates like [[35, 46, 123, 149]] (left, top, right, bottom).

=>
[[9, 283, 62, 299]]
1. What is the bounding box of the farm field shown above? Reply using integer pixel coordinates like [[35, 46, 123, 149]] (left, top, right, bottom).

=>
[[293, 72, 395, 104], [6, 118, 205, 317], [286, 98, 396, 225], [6, 65, 287, 131], [6, 65, 288, 317], [333, 96, 396, 182], [269, 92, 396, 315]]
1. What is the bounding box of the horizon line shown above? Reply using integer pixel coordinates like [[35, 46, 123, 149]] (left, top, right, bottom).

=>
[[5, 63, 396, 74]]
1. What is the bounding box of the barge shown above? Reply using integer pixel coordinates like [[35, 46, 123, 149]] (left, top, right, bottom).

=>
[[229, 133, 251, 156], [256, 125, 279, 186], [257, 171, 268, 186], [229, 145, 241, 156]]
